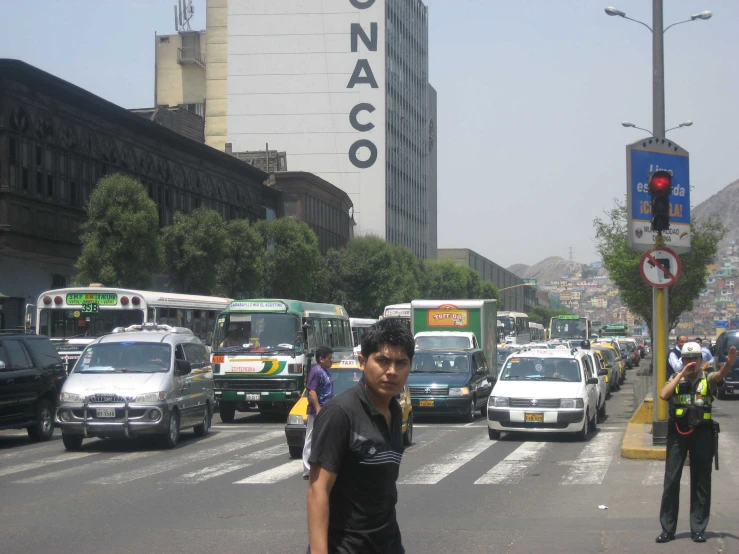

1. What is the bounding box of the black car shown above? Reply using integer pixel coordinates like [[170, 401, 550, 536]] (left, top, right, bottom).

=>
[[0, 333, 66, 441], [713, 329, 739, 399], [407, 348, 494, 422]]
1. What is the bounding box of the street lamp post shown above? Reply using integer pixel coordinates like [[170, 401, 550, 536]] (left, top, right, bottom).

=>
[[606, 1, 711, 445], [621, 120, 692, 136]]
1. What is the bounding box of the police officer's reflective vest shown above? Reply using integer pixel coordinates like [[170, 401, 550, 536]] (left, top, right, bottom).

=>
[[671, 376, 713, 424]]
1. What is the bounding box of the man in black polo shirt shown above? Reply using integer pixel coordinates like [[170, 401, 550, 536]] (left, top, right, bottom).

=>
[[307, 318, 414, 554]]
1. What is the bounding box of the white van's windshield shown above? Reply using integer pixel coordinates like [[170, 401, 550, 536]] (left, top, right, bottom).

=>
[[74, 343, 172, 374]]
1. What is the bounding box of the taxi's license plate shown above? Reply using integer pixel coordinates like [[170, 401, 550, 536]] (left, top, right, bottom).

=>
[[525, 413, 544, 422], [245, 394, 260, 401], [419, 399, 434, 407], [96, 408, 116, 418]]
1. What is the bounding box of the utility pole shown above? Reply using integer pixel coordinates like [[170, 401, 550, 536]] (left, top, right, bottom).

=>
[[652, 0, 669, 445]]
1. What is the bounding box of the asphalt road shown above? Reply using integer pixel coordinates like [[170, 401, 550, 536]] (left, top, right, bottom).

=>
[[2, 366, 739, 554]]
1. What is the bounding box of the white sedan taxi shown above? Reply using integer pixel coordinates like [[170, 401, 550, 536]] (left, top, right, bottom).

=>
[[487, 348, 599, 441]]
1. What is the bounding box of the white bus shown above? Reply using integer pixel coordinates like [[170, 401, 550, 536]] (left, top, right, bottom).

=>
[[350, 317, 378, 349], [35, 285, 232, 371], [529, 322, 545, 342], [497, 311, 531, 344], [381, 303, 411, 332]]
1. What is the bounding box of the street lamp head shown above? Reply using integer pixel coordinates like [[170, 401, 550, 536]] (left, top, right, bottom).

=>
[[621, 121, 636, 128], [680, 120, 694, 127], [604, 6, 626, 17], [691, 10, 712, 21]]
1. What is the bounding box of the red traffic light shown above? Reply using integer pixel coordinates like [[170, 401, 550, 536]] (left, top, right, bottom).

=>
[[648, 170, 672, 195]]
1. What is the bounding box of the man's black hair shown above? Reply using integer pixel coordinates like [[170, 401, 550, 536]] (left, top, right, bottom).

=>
[[361, 318, 415, 361], [315, 346, 334, 363]]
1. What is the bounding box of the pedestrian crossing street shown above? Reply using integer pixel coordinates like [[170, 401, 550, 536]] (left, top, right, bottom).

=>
[[1, 424, 738, 489]]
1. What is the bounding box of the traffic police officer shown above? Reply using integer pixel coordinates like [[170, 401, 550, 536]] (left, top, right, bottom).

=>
[[656, 342, 738, 543]]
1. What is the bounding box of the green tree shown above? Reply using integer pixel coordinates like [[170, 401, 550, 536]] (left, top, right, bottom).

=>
[[162, 208, 227, 294], [75, 173, 162, 288], [594, 201, 724, 332], [422, 260, 482, 299], [322, 236, 410, 317], [258, 218, 321, 299], [478, 280, 502, 304], [214, 219, 264, 298], [528, 305, 569, 326]]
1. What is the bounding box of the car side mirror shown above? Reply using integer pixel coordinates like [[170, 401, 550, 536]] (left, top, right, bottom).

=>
[[587, 377, 599, 385], [175, 360, 191, 376], [598, 369, 608, 376]]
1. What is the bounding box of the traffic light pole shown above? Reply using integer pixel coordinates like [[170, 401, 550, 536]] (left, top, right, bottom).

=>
[[652, 0, 669, 445]]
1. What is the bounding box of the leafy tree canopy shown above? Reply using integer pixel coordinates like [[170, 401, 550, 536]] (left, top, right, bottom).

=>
[[75, 173, 162, 288], [258, 218, 321, 300], [214, 219, 264, 299], [594, 200, 724, 332], [162, 208, 227, 294]]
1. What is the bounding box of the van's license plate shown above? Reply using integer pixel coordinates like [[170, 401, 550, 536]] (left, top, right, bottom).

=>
[[525, 413, 544, 422], [245, 394, 260, 401], [419, 399, 434, 407], [96, 408, 116, 418]]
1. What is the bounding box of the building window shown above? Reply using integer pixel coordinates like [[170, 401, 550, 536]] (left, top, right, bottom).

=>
[[70, 181, 77, 206], [46, 174, 54, 197], [21, 167, 29, 190]]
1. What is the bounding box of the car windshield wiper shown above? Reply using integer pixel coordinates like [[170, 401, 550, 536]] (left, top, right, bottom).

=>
[[539, 376, 569, 381], [217, 345, 254, 353]]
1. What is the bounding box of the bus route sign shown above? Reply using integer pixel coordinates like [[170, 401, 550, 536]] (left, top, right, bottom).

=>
[[626, 137, 690, 254], [66, 293, 118, 305]]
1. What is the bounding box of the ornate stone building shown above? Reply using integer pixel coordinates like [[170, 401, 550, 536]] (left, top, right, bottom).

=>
[[0, 59, 281, 328]]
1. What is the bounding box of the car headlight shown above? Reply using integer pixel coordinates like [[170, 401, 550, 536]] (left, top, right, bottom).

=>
[[59, 392, 84, 403], [134, 392, 167, 403], [560, 398, 584, 409], [449, 387, 470, 397], [287, 415, 305, 426], [490, 396, 508, 407]]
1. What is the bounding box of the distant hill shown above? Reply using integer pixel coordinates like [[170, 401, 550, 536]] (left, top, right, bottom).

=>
[[507, 256, 585, 285], [692, 178, 739, 249]]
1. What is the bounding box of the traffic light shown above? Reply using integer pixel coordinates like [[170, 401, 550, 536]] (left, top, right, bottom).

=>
[[648, 170, 672, 232]]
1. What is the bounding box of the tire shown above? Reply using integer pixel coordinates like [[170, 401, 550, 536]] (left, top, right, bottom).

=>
[[589, 408, 597, 432], [62, 433, 84, 451], [403, 413, 413, 446], [193, 404, 210, 437], [160, 409, 180, 449], [219, 401, 236, 423], [488, 428, 501, 440], [576, 412, 589, 441], [598, 399, 606, 422], [27, 398, 54, 442], [288, 445, 303, 459], [463, 398, 476, 423]]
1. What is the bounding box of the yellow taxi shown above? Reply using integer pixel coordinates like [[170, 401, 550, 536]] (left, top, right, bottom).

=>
[[284, 355, 413, 458], [593, 341, 626, 389]]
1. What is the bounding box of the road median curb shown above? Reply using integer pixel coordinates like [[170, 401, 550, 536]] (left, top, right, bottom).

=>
[[620, 397, 667, 460]]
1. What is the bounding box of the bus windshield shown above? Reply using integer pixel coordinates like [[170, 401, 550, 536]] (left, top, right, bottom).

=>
[[498, 316, 515, 335], [38, 308, 144, 340], [550, 318, 588, 339], [213, 313, 301, 352]]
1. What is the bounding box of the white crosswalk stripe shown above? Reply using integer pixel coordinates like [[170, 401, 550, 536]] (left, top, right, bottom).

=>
[[399, 435, 494, 485], [88, 430, 283, 484], [561, 431, 618, 485], [234, 459, 303, 484], [14, 450, 162, 484], [165, 444, 289, 484], [475, 442, 548, 485], [0, 452, 99, 478]]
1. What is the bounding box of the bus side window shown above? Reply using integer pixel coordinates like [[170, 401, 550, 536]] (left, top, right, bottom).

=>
[[306, 319, 319, 350], [324, 319, 334, 347], [343, 320, 353, 348]]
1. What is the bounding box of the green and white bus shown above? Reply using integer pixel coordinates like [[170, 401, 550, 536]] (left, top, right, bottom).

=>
[[211, 299, 353, 420], [600, 324, 629, 339]]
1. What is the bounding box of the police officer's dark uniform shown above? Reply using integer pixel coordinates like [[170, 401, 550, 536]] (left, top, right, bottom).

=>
[[656, 342, 733, 544]]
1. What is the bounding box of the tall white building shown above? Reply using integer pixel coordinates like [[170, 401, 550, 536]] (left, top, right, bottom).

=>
[[204, 0, 436, 258]]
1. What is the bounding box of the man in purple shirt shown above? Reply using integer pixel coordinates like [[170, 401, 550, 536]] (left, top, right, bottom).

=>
[[303, 346, 334, 479]]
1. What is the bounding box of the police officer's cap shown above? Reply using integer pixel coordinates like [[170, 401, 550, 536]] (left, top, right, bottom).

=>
[[680, 342, 702, 359]]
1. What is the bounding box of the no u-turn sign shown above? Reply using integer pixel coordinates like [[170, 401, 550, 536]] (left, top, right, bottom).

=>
[[640, 246, 682, 288]]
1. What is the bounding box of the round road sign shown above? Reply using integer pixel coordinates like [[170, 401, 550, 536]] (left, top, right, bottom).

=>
[[639, 246, 682, 288]]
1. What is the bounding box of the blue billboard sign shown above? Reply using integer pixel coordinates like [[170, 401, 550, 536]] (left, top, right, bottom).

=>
[[715, 320, 729, 329], [730, 319, 739, 328], [626, 138, 690, 254]]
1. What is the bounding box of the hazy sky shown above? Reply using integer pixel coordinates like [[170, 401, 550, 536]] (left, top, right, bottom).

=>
[[2, 0, 737, 268]]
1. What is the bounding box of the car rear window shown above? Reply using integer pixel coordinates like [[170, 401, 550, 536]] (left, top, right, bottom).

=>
[[24, 337, 63, 370]]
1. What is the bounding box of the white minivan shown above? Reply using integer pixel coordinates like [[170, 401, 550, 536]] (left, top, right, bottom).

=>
[[487, 348, 601, 441], [56, 324, 214, 450]]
